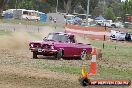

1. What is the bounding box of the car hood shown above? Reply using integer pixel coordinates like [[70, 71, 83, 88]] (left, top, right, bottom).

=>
[[30, 40, 63, 45]]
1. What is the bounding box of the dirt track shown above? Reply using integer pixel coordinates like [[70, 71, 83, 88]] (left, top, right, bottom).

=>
[[0, 28, 84, 88], [0, 26, 131, 88], [0, 49, 130, 88]]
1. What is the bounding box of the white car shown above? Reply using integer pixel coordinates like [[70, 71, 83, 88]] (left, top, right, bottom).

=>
[[102, 20, 124, 28], [115, 32, 126, 41], [64, 14, 75, 24], [110, 30, 119, 40], [110, 30, 126, 41]]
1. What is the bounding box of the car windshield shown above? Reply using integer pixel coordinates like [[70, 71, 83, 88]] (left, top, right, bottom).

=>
[[46, 33, 68, 42], [120, 32, 126, 34], [66, 16, 74, 20]]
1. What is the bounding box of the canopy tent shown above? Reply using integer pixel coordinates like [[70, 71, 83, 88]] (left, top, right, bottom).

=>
[[95, 15, 106, 20]]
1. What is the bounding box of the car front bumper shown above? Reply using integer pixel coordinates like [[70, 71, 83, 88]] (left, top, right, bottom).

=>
[[29, 48, 58, 55]]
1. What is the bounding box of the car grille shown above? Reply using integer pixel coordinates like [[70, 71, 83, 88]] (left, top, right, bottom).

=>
[[42, 44, 51, 49]]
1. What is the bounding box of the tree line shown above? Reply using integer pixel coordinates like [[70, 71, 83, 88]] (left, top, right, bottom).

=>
[[0, 0, 132, 21]]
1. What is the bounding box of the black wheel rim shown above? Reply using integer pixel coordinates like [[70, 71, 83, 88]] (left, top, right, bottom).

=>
[[81, 50, 87, 60]]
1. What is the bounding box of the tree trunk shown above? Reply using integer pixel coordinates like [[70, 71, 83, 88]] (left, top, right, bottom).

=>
[[0, 0, 8, 17], [64, 0, 72, 14]]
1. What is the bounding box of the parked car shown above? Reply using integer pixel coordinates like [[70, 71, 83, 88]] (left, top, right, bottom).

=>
[[110, 30, 126, 41], [29, 32, 92, 60], [110, 30, 119, 40], [64, 14, 75, 24], [98, 20, 124, 28], [115, 32, 126, 41]]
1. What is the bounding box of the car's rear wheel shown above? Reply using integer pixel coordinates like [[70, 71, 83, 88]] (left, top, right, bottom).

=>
[[111, 24, 116, 28], [80, 50, 87, 60], [56, 49, 64, 60], [33, 52, 38, 59]]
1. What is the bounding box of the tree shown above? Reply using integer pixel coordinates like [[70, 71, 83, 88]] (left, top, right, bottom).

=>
[[81, 0, 98, 14], [110, 2, 123, 17], [17, 0, 37, 10], [0, 0, 9, 16], [123, 0, 132, 15], [104, 7, 116, 21], [63, 0, 72, 14]]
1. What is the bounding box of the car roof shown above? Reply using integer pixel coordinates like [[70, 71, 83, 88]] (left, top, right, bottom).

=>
[[50, 32, 74, 36]]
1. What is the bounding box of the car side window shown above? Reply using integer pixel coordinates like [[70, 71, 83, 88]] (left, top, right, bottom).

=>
[[68, 36, 75, 43]]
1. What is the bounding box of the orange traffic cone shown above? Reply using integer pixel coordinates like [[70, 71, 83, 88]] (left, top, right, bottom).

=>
[[81, 48, 97, 77], [89, 47, 97, 75]]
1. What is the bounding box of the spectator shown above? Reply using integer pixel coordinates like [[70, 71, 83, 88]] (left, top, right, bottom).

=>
[[53, 18, 56, 23], [49, 16, 52, 21]]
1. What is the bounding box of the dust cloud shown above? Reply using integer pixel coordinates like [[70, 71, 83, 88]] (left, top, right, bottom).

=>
[[0, 26, 55, 49], [75, 34, 91, 44]]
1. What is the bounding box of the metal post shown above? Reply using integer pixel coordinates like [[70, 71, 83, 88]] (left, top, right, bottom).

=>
[[86, 0, 90, 26], [56, 0, 58, 13], [14, 27, 15, 32], [103, 24, 106, 49], [38, 26, 39, 32]]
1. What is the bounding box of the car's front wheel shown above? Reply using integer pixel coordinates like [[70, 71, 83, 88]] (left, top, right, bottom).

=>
[[33, 52, 38, 59], [56, 49, 64, 60], [80, 50, 87, 60]]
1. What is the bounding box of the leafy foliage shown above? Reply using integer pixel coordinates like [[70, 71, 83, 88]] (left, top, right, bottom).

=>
[[81, 0, 98, 14], [104, 7, 116, 21]]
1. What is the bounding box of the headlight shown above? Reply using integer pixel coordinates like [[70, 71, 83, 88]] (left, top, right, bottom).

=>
[[31, 44, 34, 47], [51, 45, 54, 49]]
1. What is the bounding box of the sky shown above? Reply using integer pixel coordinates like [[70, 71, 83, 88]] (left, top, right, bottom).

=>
[[121, 0, 126, 2]]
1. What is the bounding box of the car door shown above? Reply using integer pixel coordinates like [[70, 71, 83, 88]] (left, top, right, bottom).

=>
[[62, 42, 76, 57], [74, 43, 84, 56], [74, 43, 92, 56]]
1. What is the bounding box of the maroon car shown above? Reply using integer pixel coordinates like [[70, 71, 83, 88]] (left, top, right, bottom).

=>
[[29, 32, 92, 60]]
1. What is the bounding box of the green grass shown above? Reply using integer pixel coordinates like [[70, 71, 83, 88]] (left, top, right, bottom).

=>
[[98, 67, 132, 79], [90, 40, 132, 60], [0, 19, 64, 28], [89, 40, 132, 79], [32, 59, 132, 79], [0, 29, 13, 35], [34, 62, 82, 74]]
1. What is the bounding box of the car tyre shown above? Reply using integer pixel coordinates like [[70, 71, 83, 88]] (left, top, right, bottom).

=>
[[56, 49, 63, 60], [80, 50, 88, 60], [111, 24, 116, 28], [33, 52, 38, 59]]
